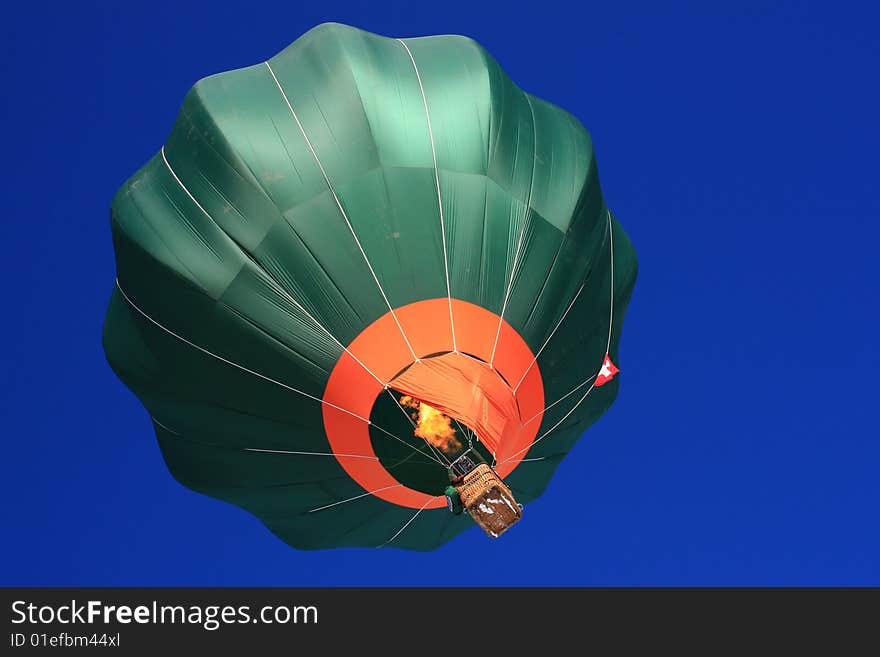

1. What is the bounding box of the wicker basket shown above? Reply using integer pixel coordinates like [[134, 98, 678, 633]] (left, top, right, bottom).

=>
[[455, 464, 522, 538]]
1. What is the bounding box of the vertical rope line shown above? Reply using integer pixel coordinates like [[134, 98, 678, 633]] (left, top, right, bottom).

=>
[[265, 61, 418, 360], [490, 95, 537, 367], [396, 40, 457, 352]]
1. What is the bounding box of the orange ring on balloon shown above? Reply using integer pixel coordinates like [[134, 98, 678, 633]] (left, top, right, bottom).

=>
[[322, 298, 544, 509]]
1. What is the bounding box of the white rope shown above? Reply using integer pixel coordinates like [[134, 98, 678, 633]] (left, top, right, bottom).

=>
[[161, 147, 390, 390], [396, 40, 457, 353], [151, 417, 181, 436], [309, 484, 404, 514], [510, 213, 613, 394], [490, 95, 537, 367], [377, 495, 441, 547], [161, 147, 214, 227], [500, 211, 617, 465], [155, 419, 431, 517], [154, 416, 380, 459], [389, 389, 418, 430], [452, 418, 473, 446], [265, 61, 418, 361], [161, 147, 447, 469], [243, 448, 377, 460], [521, 373, 597, 427], [512, 279, 587, 393], [368, 421, 445, 466], [388, 389, 451, 466], [120, 279, 446, 466], [502, 379, 600, 465], [117, 280, 365, 421], [606, 210, 615, 354]]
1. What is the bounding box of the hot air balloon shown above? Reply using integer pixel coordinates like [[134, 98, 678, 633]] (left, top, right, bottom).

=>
[[103, 22, 638, 550]]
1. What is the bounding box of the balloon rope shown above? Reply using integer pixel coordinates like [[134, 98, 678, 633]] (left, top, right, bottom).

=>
[[452, 418, 475, 449], [357, 422, 444, 466], [396, 39, 457, 354], [377, 495, 441, 548], [265, 61, 419, 362], [161, 147, 392, 393], [511, 279, 588, 394], [499, 211, 616, 466], [156, 415, 435, 470], [490, 94, 537, 368], [154, 418, 436, 514], [520, 374, 598, 427], [152, 413, 385, 461], [308, 484, 404, 514], [160, 414, 447, 529], [162, 145, 447, 466], [388, 391, 452, 467], [117, 281, 444, 467]]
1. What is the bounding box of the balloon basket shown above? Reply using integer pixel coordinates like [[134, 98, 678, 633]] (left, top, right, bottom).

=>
[[454, 463, 523, 538]]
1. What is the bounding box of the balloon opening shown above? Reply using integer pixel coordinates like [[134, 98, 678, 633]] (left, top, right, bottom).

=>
[[323, 297, 545, 510]]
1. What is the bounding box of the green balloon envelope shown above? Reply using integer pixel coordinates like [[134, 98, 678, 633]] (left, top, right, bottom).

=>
[[103, 23, 638, 551]]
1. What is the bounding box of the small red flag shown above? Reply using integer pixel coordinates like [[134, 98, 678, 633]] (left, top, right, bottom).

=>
[[594, 354, 619, 387]]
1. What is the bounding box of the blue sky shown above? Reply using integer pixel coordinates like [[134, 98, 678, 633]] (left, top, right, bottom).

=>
[[1, 1, 877, 585]]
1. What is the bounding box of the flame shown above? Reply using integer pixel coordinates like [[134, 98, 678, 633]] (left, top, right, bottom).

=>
[[399, 395, 462, 454]]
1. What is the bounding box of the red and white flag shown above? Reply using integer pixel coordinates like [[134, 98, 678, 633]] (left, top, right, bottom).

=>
[[594, 354, 619, 387]]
